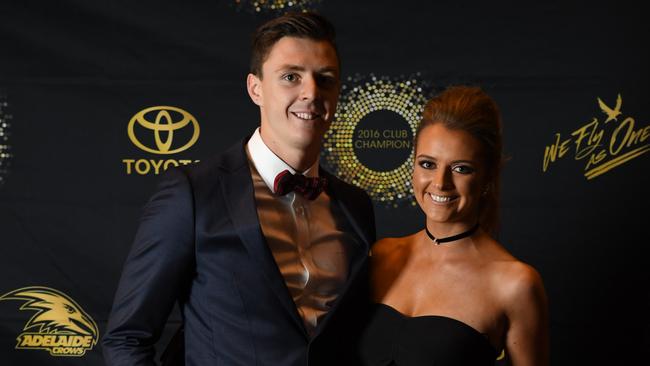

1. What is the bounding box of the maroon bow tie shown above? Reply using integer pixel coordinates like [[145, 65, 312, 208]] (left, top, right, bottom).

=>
[[273, 170, 327, 200]]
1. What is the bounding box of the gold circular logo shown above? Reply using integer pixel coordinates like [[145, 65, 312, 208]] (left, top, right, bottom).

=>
[[127, 106, 200, 155], [322, 74, 429, 207]]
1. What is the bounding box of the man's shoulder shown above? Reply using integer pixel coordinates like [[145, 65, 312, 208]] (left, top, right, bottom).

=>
[[177, 138, 249, 181]]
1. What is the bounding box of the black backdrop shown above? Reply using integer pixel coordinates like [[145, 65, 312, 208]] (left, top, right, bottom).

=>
[[1, 1, 648, 365]]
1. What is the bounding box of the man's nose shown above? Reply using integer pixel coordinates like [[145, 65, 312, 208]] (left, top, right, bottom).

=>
[[300, 75, 320, 101]]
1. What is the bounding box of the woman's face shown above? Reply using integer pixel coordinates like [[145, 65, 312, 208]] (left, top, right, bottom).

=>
[[413, 123, 487, 226]]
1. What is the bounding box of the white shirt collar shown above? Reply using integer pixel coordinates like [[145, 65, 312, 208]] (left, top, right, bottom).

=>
[[246, 127, 319, 193]]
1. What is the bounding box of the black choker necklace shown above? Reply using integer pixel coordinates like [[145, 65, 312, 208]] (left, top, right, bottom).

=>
[[425, 223, 480, 245]]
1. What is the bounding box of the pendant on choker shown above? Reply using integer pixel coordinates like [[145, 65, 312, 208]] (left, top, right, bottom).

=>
[[425, 223, 480, 245]]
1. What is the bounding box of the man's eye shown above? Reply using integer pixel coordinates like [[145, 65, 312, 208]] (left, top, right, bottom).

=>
[[452, 165, 474, 174], [283, 74, 299, 82], [317, 75, 338, 88]]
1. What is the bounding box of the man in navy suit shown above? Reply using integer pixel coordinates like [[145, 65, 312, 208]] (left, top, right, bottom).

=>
[[102, 12, 375, 366]]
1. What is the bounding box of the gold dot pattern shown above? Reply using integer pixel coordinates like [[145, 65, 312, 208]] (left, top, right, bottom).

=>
[[322, 74, 428, 207], [233, 0, 319, 13], [0, 94, 11, 185]]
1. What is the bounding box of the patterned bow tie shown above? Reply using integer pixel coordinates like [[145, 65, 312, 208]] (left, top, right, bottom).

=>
[[273, 169, 327, 200]]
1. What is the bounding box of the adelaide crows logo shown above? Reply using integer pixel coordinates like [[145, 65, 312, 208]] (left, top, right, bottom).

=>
[[0, 286, 99, 357]]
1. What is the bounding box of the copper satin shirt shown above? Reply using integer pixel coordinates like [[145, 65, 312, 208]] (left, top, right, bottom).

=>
[[246, 128, 358, 335]]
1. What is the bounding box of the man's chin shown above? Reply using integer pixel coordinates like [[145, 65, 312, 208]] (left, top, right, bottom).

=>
[[290, 121, 328, 138], [286, 129, 327, 149], [289, 116, 328, 130]]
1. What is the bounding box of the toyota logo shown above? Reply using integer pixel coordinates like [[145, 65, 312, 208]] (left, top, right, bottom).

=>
[[127, 106, 200, 154]]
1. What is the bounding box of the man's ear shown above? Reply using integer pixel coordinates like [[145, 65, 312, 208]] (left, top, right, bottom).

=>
[[247, 73, 263, 106]]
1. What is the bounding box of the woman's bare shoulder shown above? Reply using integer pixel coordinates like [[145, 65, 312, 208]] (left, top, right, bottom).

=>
[[486, 246, 546, 309], [497, 260, 543, 291]]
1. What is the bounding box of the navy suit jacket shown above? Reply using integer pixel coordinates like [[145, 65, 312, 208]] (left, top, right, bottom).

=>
[[102, 138, 376, 366]]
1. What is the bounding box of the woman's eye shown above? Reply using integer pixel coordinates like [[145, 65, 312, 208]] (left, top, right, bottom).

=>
[[418, 161, 434, 169], [452, 165, 474, 174]]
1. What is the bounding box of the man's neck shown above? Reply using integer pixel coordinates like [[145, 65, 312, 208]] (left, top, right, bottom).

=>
[[258, 129, 321, 172], [266, 142, 320, 173]]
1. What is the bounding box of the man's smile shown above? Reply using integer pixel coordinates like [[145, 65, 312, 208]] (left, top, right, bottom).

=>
[[291, 111, 322, 121]]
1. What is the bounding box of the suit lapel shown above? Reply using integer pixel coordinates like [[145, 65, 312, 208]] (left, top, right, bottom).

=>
[[321, 169, 374, 248], [312, 169, 374, 337], [219, 140, 308, 337]]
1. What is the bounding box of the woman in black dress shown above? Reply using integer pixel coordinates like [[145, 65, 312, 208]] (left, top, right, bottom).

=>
[[360, 86, 549, 366]]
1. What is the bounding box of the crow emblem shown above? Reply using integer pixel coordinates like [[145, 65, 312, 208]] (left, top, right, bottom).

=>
[[0, 286, 99, 356], [597, 94, 622, 123]]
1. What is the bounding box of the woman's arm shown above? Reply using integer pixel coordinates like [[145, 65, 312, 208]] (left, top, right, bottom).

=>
[[503, 263, 549, 366]]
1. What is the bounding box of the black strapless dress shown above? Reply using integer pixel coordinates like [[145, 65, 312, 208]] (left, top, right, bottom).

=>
[[359, 303, 498, 366]]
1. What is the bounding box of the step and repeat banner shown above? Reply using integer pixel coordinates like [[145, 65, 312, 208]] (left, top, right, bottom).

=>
[[1, 1, 648, 365]]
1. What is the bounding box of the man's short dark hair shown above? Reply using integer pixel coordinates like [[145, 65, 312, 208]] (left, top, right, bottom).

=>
[[250, 12, 338, 77]]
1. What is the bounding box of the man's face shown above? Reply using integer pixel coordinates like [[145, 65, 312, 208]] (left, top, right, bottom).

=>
[[247, 36, 340, 154]]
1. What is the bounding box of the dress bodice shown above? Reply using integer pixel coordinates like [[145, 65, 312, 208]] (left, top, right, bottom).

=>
[[359, 303, 498, 366]]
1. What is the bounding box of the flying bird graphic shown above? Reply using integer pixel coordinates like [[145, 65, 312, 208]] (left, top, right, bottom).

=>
[[0, 287, 98, 339], [597, 94, 622, 123]]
